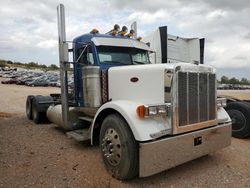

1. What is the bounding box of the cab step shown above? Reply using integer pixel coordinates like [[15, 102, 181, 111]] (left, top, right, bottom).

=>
[[66, 128, 90, 142], [78, 116, 93, 122]]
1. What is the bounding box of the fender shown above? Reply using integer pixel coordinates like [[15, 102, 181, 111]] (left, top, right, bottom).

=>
[[90, 100, 171, 144], [217, 106, 231, 123]]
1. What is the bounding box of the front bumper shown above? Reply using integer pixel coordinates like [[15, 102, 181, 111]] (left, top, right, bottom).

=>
[[139, 122, 231, 177]]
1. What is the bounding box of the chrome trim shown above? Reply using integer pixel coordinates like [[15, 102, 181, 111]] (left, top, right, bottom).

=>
[[144, 103, 171, 117], [187, 72, 189, 124], [149, 129, 171, 139], [173, 67, 217, 134], [139, 122, 231, 177], [197, 73, 200, 122], [207, 73, 209, 120], [57, 4, 70, 129]]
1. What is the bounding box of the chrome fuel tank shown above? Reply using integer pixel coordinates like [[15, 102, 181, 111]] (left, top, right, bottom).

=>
[[47, 105, 82, 130], [82, 66, 101, 107]]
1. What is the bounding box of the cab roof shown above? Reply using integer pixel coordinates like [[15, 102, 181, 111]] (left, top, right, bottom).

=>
[[73, 33, 152, 51]]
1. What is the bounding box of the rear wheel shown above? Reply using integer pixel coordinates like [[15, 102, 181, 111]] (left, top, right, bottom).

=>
[[225, 102, 250, 138], [31, 96, 53, 124], [99, 114, 138, 180], [32, 98, 42, 124], [26, 95, 34, 120]]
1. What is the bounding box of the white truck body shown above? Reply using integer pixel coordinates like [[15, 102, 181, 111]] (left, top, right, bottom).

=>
[[28, 5, 231, 179], [90, 62, 231, 177]]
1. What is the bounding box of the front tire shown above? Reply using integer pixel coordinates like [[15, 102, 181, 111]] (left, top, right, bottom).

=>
[[225, 102, 250, 138], [100, 114, 138, 180]]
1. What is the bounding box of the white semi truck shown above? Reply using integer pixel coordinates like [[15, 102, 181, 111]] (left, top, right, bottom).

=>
[[26, 4, 232, 179]]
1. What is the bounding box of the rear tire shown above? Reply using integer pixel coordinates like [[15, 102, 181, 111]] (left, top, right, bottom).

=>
[[225, 102, 250, 138], [32, 98, 42, 124], [99, 114, 138, 180], [26, 95, 34, 120], [31, 96, 52, 124]]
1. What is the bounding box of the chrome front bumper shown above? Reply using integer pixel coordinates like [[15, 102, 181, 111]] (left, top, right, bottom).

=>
[[139, 122, 231, 177]]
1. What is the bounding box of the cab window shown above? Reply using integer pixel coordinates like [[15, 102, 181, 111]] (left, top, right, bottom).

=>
[[77, 45, 94, 65]]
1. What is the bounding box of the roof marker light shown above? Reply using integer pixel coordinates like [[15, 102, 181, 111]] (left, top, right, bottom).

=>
[[136, 36, 142, 41], [90, 28, 99, 34]]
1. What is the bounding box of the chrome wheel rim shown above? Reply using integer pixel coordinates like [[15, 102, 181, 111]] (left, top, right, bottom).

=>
[[101, 128, 121, 166]]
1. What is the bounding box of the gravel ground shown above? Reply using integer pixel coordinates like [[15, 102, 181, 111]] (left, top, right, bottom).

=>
[[0, 81, 250, 188], [218, 90, 250, 101]]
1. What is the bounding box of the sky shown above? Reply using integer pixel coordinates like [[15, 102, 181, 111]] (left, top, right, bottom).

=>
[[0, 0, 250, 79]]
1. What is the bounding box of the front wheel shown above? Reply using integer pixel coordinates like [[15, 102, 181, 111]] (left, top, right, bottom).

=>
[[99, 114, 138, 180]]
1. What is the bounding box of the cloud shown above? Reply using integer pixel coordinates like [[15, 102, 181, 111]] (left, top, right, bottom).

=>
[[199, 0, 250, 11], [0, 0, 249, 80]]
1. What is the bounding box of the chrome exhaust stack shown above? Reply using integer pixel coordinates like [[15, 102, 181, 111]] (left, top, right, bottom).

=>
[[57, 4, 71, 130]]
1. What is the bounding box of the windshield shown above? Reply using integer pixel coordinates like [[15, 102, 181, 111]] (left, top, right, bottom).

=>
[[97, 46, 150, 65]]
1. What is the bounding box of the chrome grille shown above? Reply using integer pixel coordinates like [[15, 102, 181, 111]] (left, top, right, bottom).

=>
[[209, 74, 216, 120], [199, 73, 208, 122], [178, 72, 216, 126], [178, 72, 188, 126], [188, 73, 198, 124]]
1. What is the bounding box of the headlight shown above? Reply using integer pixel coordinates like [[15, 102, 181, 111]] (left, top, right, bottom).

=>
[[148, 106, 158, 116], [136, 104, 171, 118], [217, 98, 227, 108]]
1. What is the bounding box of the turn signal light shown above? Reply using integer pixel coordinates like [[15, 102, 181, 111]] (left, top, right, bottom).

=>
[[136, 105, 145, 118]]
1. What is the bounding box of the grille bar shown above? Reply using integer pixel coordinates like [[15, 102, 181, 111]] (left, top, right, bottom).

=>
[[178, 72, 188, 126], [209, 74, 216, 120], [178, 71, 216, 127], [199, 73, 208, 122], [188, 73, 198, 124]]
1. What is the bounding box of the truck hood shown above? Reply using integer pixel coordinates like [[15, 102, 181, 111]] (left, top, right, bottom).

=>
[[108, 63, 215, 104]]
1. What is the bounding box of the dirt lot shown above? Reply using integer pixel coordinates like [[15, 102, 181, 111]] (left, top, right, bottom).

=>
[[0, 82, 250, 188], [218, 90, 250, 101]]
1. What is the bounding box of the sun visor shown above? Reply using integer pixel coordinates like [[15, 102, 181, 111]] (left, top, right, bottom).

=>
[[91, 37, 153, 52]]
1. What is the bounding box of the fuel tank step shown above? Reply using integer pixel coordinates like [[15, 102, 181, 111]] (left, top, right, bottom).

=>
[[66, 129, 91, 142], [78, 116, 93, 122]]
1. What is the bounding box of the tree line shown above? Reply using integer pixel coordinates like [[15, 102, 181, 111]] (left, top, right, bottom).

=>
[[0, 59, 59, 70], [220, 75, 250, 85]]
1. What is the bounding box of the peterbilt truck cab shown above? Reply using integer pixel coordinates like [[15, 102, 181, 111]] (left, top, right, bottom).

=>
[[26, 4, 232, 180]]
